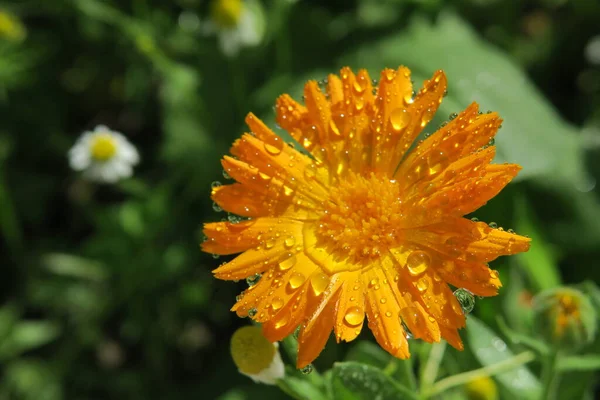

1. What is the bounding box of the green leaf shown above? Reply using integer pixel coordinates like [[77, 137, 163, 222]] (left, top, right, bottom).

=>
[[344, 340, 390, 369], [2, 359, 63, 400], [41, 253, 107, 282], [557, 355, 600, 372], [514, 196, 561, 290], [329, 362, 418, 400], [340, 12, 589, 186], [0, 321, 61, 360], [496, 316, 549, 355], [466, 317, 541, 399], [278, 366, 328, 400]]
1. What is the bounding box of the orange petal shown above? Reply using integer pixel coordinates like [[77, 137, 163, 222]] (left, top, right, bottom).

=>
[[387, 70, 447, 174], [406, 217, 531, 264], [333, 271, 365, 343], [212, 183, 316, 219], [362, 266, 410, 359], [397, 103, 501, 182], [436, 258, 502, 297], [390, 248, 466, 332], [372, 66, 413, 172], [211, 219, 304, 280], [296, 278, 341, 368], [416, 163, 521, 217]]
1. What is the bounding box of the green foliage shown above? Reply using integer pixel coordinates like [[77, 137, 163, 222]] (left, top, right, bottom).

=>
[[1, 0, 599, 398]]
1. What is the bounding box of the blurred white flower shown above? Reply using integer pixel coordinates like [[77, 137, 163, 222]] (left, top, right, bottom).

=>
[[204, 0, 265, 57], [230, 326, 285, 385], [69, 125, 139, 183]]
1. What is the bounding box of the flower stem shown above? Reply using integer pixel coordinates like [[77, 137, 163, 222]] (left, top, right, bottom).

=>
[[398, 358, 418, 392], [420, 342, 446, 396], [540, 351, 560, 400], [425, 350, 536, 398]]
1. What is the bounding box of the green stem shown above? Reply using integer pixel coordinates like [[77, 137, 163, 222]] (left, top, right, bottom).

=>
[[540, 351, 560, 400], [398, 358, 418, 392], [425, 351, 536, 398], [420, 342, 447, 397]]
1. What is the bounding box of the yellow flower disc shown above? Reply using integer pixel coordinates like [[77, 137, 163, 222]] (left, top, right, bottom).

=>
[[90, 134, 117, 161], [211, 0, 242, 28], [230, 326, 276, 375], [465, 376, 498, 400]]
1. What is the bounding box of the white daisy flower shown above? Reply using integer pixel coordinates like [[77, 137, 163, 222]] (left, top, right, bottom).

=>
[[230, 326, 285, 385], [204, 0, 265, 57], [69, 125, 139, 183]]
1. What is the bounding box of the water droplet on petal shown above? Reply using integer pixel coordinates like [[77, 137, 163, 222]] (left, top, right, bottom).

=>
[[406, 250, 431, 276], [288, 272, 306, 289], [264, 141, 283, 155], [279, 254, 297, 271], [271, 296, 284, 310], [310, 272, 329, 296], [344, 306, 364, 326], [390, 108, 412, 132], [284, 236, 296, 248]]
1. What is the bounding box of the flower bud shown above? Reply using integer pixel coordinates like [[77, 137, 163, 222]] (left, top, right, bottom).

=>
[[230, 325, 285, 384], [465, 376, 498, 400], [532, 287, 597, 351]]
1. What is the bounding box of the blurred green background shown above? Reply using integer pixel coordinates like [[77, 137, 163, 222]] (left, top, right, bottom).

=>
[[0, 0, 599, 399]]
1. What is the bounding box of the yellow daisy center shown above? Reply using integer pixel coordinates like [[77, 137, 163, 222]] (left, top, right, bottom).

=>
[[315, 172, 405, 270], [0, 11, 25, 41], [211, 0, 243, 28], [230, 326, 276, 375], [90, 133, 117, 162]]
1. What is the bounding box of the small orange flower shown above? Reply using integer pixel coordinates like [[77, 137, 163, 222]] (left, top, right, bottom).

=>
[[203, 67, 531, 368]]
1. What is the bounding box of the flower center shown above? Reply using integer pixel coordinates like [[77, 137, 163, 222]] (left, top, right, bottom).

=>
[[211, 0, 243, 28], [230, 326, 275, 375], [90, 134, 117, 162], [313, 172, 406, 272]]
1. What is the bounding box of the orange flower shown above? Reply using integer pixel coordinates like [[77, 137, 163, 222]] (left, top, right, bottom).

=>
[[203, 66, 531, 368]]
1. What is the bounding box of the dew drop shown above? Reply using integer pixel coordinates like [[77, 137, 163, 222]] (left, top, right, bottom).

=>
[[344, 306, 364, 326], [406, 250, 431, 276], [449, 112, 458, 120], [212, 202, 223, 212], [488, 222, 498, 229], [264, 239, 275, 249], [211, 253, 220, 259], [300, 364, 314, 374], [488, 138, 495, 146], [211, 181, 222, 189], [271, 296, 284, 310], [222, 169, 231, 179], [380, 298, 387, 304], [279, 254, 297, 271], [284, 236, 296, 248], [248, 308, 257, 318], [288, 272, 306, 289], [390, 108, 412, 132], [385, 311, 392, 318], [369, 278, 379, 287], [416, 278, 429, 292], [274, 310, 291, 328], [454, 288, 475, 315], [310, 273, 330, 296], [264, 141, 283, 155], [246, 273, 261, 286]]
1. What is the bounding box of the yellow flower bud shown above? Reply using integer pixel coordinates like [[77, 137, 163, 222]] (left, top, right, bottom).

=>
[[230, 325, 284, 384], [532, 287, 597, 351], [465, 376, 498, 400]]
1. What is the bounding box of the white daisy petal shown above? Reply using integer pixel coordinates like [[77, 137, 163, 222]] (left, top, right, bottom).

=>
[[68, 125, 139, 184]]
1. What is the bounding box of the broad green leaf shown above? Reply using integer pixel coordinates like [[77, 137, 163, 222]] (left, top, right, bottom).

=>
[[496, 316, 549, 356], [41, 253, 107, 282], [278, 366, 328, 400], [329, 362, 417, 400], [558, 355, 600, 372], [0, 321, 61, 360], [2, 359, 63, 400], [344, 340, 390, 369], [340, 12, 588, 186], [466, 317, 541, 399], [514, 196, 561, 290]]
